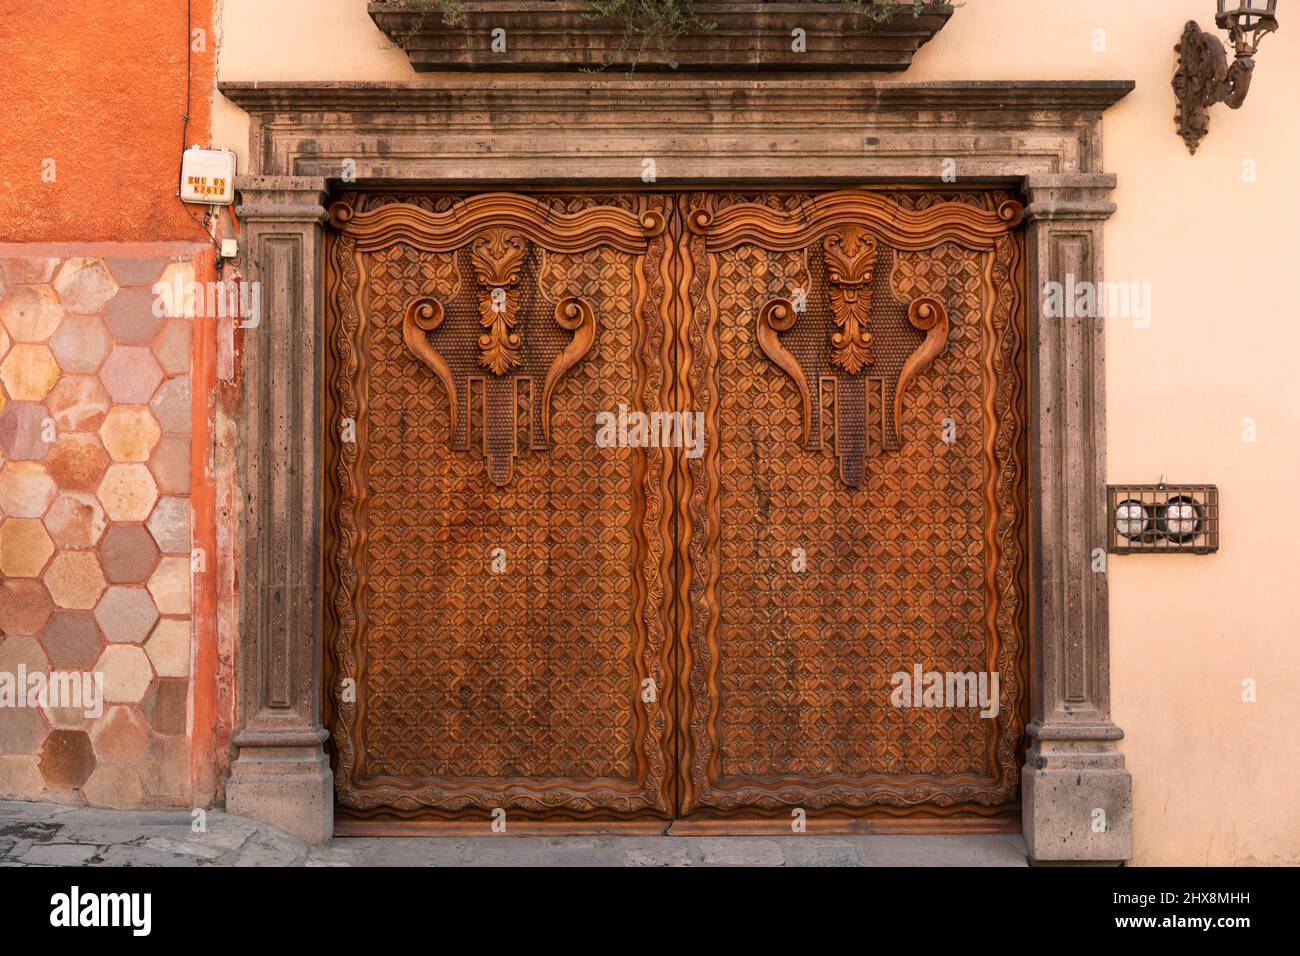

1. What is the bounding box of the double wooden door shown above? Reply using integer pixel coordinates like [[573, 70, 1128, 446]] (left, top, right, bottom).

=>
[[323, 188, 1029, 827]]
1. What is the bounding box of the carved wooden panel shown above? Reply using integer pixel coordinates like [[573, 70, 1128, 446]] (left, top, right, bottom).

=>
[[323, 187, 1029, 824], [323, 192, 675, 817], [675, 189, 1029, 816]]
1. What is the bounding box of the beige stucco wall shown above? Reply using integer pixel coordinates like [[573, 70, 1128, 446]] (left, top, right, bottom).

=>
[[213, 0, 1300, 865]]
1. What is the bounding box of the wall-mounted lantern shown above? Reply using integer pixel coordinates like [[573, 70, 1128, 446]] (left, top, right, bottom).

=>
[[1173, 1, 1280, 153], [1108, 481, 1220, 554]]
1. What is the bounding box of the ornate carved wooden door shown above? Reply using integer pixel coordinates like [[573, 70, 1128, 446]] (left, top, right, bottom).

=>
[[324, 192, 677, 821], [323, 188, 1028, 827], [672, 191, 1029, 821]]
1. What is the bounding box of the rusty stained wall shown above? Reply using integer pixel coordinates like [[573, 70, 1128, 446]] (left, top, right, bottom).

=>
[[0, 1, 230, 809]]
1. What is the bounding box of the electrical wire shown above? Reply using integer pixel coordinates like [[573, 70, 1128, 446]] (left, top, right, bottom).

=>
[[178, 0, 223, 256]]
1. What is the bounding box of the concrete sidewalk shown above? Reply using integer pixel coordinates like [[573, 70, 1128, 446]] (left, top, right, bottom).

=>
[[0, 800, 1028, 867]]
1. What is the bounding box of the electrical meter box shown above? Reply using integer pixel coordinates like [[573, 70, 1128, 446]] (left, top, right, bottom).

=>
[[180, 146, 236, 205]]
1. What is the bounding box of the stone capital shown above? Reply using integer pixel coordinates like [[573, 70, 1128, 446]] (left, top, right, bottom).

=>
[[1022, 173, 1119, 222], [234, 176, 329, 222]]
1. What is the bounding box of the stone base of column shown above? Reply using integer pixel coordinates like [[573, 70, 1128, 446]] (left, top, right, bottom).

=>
[[226, 734, 334, 844], [1022, 726, 1132, 864]]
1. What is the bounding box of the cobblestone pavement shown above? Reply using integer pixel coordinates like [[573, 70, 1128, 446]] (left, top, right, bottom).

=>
[[0, 800, 1028, 866]]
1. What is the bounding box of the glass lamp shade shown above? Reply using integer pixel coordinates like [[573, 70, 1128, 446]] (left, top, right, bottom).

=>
[[1161, 496, 1203, 541], [1114, 500, 1150, 541], [1217, 1, 1280, 32]]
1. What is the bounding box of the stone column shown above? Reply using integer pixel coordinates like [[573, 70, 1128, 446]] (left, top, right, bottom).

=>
[[1020, 173, 1133, 863], [224, 176, 333, 843]]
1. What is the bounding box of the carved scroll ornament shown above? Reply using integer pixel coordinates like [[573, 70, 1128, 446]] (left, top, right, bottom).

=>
[[697, 190, 1021, 487], [331, 194, 662, 485]]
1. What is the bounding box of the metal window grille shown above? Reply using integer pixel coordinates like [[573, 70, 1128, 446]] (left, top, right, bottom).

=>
[[1107, 484, 1219, 554]]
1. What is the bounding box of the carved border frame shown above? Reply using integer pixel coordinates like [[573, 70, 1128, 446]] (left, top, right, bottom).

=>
[[223, 78, 1135, 860]]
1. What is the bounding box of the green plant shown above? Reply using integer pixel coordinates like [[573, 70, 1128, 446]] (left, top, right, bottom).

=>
[[388, 0, 467, 45], [841, 0, 930, 27], [581, 0, 716, 72]]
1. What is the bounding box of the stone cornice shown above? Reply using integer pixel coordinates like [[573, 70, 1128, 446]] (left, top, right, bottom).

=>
[[221, 78, 1135, 114], [368, 1, 954, 72], [219, 79, 1134, 180]]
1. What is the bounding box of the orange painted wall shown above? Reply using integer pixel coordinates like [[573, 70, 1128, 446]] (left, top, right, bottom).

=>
[[0, 0, 216, 243]]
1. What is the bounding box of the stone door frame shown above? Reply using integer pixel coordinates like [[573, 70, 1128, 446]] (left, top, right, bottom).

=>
[[219, 77, 1134, 862]]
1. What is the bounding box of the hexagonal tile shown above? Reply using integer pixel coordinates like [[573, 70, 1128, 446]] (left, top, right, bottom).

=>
[[1, 257, 58, 284], [0, 635, 49, 679], [44, 550, 107, 609], [137, 737, 188, 799], [100, 523, 160, 584], [152, 318, 191, 375], [0, 284, 63, 342], [156, 262, 196, 317], [147, 496, 190, 554], [37, 729, 97, 789], [96, 644, 154, 704], [94, 586, 159, 645], [44, 492, 107, 549], [89, 705, 151, 764], [49, 314, 112, 374], [142, 679, 188, 736], [82, 763, 144, 809], [0, 756, 45, 799], [96, 463, 157, 521], [106, 257, 167, 286], [148, 435, 190, 495], [45, 374, 110, 432], [149, 376, 190, 436], [145, 619, 190, 678], [0, 517, 54, 577], [98, 346, 163, 404], [147, 556, 191, 616], [0, 325, 9, 362], [53, 257, 118, 314], [42, 610, 103, 668], [0, 579, 54, 636], [0, 461, 56, 517], [105, 286, 165, 345], [99, 405, 161, 462], [0, 343, 60, 401], [42, 697, 92, 731], [0, 707, 47, 755], [46, 433, 109, 492], [0, 401, 51, 460]]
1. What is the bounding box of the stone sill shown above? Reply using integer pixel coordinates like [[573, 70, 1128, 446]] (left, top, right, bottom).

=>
[[369, 1, 954, 72]]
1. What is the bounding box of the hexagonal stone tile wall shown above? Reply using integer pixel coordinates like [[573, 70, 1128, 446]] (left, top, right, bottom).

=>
[[0, 252, 196, 809]]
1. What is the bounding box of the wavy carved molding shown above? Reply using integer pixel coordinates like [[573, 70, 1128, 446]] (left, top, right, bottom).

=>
[[688, 189, 1023, 252], [328, 193, 665, 253]]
